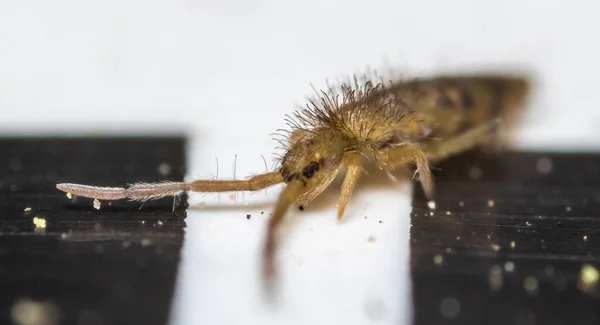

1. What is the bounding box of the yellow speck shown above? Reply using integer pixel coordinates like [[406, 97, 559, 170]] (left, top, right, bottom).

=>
[[580, 264, 599, 287], [66, 192, 72, 199], [433, 254, 443, 265], [487, 200, 495, 207], [523, 276, 539, 295], [229, 193, 236, 200], [33, 216, 46, 228], [510, 241, 516, 249], [198, 201, 207, 207], [93, 198, 101, 210]]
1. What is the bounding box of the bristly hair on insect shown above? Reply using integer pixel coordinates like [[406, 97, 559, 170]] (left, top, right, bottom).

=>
[[56, 68, 532, 296]]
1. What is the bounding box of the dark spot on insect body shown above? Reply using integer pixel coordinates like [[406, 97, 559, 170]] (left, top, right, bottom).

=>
[[489, 81, 507, 117], [460, 87, 475, 109], [303, 161, 320, 178], [299, 206, 304, 211], [375, 137, 395, 150], [437, 93, 454, 108], [280, 167, 297, 182]]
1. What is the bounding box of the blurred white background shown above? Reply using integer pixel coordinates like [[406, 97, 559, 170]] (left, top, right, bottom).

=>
[[2, 0, 600, 324]]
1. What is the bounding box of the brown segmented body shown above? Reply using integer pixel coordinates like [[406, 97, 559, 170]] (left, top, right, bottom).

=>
[[55, 69, 532, 295]]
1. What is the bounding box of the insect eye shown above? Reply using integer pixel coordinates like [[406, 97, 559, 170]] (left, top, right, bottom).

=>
[[302, 161, 320, 179]]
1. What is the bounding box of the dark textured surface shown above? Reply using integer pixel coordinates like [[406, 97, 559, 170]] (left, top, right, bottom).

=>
[[410, 150, 600, 325], [0, 137, 188, 325]]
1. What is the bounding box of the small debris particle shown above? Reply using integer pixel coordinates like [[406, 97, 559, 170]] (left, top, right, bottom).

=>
[[510, 241, 516, 249], [66, 192, 72, 199], [456, 236, 461, 240], [556, 221, 564, 228], [468, 166, 483, 180], [141, 220, 146, 224], [24, 207, 32, 212], [11, 298, 60, 325], [367, 236, 376, 243], [433, 254, 443, 265], [458, 201, 464, 207], [579, 264, 600, 289], [261, 211, 264, 215], [566, 206, 571, 212], [536, 156, 553, 174], [229, 193, 236, 200], [198, 202, 207, 207], [93, 198, 101, 210], [525, 221, 532, 226], [490, 243, 501, 252], [427, 200, 436, 210], [246, 214, 251, 220], [439, 297, 460, 318], [158, 163, 171, 176], [488, 265, 503, 291], [504, 261, 515, 272], [157, 220, 163, 226], [364, 216, 367, 219], [523, 276, 539, 295], [33, 216, 46, 228], [378, 220, 383, 224], [445, 211, 451, 216], [141, 238, 152, 247], [583, 235, 588, 241], [487, 200, 495, 207]]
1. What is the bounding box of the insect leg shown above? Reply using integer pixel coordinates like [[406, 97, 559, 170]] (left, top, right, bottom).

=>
[[384, 144, 434, 198], [424, 118, 502, 163], [337, 153, 362, 221]]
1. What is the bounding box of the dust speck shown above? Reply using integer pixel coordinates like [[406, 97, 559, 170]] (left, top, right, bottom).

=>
[[24, 207, 32, 212], [93, 198, 101, 210], [487, 200, 495, 207], [510, 241, 516, 249], [158, 163, 171, 176], [157, 220, 163, 226], [583, 235, 588, 241], [468, 166, 483, 180], [246, 214, 251, 220], [378, 220, 383, 224], [490, 243, 501, 252], [11, 298, 60, 325], [427, 200, 436, 210], [445, 211, 451, 216], [367, 236, 376, 243], [458, 201, 464, 207], [433, 254, 443, 265], [66, 192, 72, 200], [440, 297, 460, 318], [578, 264, 600, 292], [198, 202, 207, 208], [229, 193, 236, 200], [488, 265, 503, 291], [565, 206, 571, 212], [504, 261, 515, 272], [536, 156, 553, 174], [141, 238, 152, 247], [523, 276, 539, 295]]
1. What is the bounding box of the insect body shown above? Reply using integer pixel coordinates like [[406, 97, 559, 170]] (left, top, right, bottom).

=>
[[56, 72, 530, 284]]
